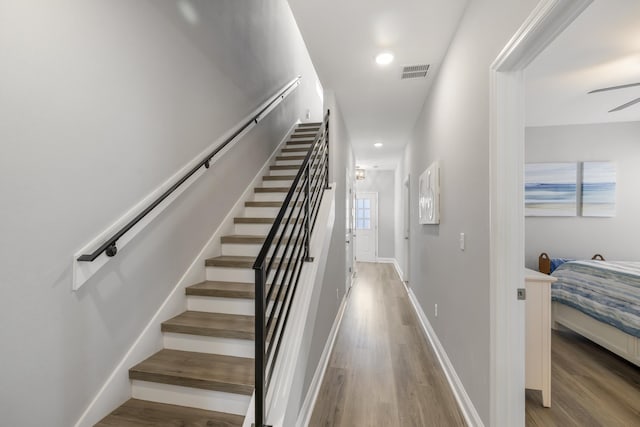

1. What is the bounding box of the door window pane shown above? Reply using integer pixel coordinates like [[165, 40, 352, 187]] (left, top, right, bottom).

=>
[[356, 198, 371, 230]]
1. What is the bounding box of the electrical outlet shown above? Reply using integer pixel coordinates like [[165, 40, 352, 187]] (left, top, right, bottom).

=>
[[435, 303, 438, 317]]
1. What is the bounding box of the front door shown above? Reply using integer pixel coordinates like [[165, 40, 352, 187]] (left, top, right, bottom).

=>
[[354, 192, 377, 262]]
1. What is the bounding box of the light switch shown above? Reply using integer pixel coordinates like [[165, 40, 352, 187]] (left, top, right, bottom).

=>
[[459, 233, 465, 251]]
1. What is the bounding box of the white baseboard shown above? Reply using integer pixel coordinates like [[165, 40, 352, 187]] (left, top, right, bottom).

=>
[[295, 292, 349, 427], [403, 284, 484, 427], [74, 121, 300, 427]]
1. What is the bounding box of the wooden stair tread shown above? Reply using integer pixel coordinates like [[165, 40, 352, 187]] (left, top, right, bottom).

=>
[[290, 133, 317, 138], [95, 398, 243, 427], [244, 201, 302, 207], [205, 255, 255, 268], [234, 217, 274, 224], [297, 122, 321, 126], [263, 175, 296, 181], [270, 165, 302, 170], [286, 140, 313, 145], [281, 147, 309, 152], [254, 187, 300, 193], [162, 311, 255, 340], [186, 280, 255, 299], [276, 155, 306, 161], [129, 349, 254, 395], [222, 234, 267, 244]]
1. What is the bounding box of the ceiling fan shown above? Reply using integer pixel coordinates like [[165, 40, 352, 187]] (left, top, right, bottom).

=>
[[587, 82, 640, 112]]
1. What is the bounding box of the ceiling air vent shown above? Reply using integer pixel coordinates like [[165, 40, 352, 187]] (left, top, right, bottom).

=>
[[401, 64, 430, 80]]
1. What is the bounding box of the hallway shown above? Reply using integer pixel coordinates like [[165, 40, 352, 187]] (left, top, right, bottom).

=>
[[309, 262, 466, 426]]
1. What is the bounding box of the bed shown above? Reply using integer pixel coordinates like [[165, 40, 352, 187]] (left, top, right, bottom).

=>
[[539, 253, 640, 367]]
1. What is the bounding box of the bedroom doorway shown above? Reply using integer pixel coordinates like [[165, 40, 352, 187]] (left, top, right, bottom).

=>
[[489, 0, 593, 425], [521, 0, 640, 424]]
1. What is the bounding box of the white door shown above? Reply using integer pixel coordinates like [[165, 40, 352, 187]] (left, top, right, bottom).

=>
[[345, 168, 355, 289], [403, 176, 410, 283], [355, 192, 377, 262]]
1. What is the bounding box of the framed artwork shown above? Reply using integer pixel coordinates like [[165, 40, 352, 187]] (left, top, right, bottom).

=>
[[525, 162, 577, 216], [419, 161, 440, 224], [582, 162, 616, 217]]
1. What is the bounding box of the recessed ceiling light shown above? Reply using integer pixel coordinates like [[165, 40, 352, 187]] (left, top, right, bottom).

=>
[[375, 52, 394, 66], [374, 142, 383, 147]]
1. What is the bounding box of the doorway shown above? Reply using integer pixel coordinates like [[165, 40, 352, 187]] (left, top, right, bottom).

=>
[[346, 168, 355, 289], [489, 0, 592, 425], [354, 192, 377, 262], [403, 175, 410, 283]]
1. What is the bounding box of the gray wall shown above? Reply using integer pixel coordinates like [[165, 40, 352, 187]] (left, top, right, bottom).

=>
[[0, 1, 322, 426], [356, 170, 396, 258], [299, 91, 354, 412], [525, 121, 640, 269], [399, 0, 538, 423]]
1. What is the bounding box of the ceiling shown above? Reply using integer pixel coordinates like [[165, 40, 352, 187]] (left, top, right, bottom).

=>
[[287, 0, 468, 170], [526, 0, 640, 127]]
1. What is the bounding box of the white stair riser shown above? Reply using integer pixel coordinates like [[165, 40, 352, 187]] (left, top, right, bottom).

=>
[[163, 333, 254, 358], [280, 151, 308, 157], [188, 295, 254, 315], [275, 159, 303, 166], [253, 192, 287, 202], [270, 168, 302, 176], [284, 146, 311, 152], [244, 206, 301, 217], [131, 380, 250, 415], [279, 151, 308, 156], [269, 165, 320, 177], [262, 179, 294, 188], [235, 223, 276, 235], [187, 295, 281, 317], [206, 266, 254, 283], [206, 264, 300, 283], [222, 241, 302, 257], [234, 222, 297, 235]]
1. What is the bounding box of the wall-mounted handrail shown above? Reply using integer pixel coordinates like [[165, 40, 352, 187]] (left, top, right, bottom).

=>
[[77, 76, 301, 262], [253, 110, 330, 427]]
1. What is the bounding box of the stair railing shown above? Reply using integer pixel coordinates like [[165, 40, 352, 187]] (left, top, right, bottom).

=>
[[253, 110, 330, 427], [76, 76, 302, 263]]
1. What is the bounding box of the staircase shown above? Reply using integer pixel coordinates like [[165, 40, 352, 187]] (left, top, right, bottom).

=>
[[96, 122, 322, 426]]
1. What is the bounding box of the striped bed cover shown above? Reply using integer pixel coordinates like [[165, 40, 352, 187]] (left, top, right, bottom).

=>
[[551, 260, 640, 338]]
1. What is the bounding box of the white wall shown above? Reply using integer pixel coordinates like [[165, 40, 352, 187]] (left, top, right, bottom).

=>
[[525, 121, 640, 269], [399, 0, 538, 423], [356, 170, 395, 259], [0, 1, 322, 426]]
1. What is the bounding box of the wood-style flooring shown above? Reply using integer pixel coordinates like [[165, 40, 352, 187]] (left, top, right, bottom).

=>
[[309, 262, 466, 426], [526, 329, 640, 426]]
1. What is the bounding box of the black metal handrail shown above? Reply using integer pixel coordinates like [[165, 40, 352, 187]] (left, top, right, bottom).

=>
[[77, 76, 302, 262], [253, 110, 330, 427]]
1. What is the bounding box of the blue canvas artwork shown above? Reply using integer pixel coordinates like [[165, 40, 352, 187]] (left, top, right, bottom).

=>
[[525, 163, 577, 216], [582, 162, 616, 217]]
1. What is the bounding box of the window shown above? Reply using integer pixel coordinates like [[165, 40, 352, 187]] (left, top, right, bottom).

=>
[[356, 198, 371, 229]]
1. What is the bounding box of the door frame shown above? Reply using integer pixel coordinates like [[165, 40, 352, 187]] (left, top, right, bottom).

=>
[[346, 167, 355, 290], [403, 175, 410, 283], [354, 191, 378, 263], [489, 0, 592, 425]]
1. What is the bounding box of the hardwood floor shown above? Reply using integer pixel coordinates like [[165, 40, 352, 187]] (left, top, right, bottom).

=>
[[309, 262, 466, 427], [526, 329, 640, 426]]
